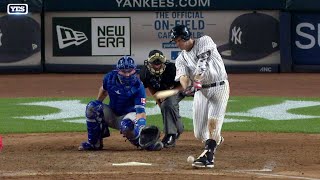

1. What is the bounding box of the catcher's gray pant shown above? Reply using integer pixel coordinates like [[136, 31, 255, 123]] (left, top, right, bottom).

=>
[[160, 92, 185, 135], [102, 105, 136, 130]]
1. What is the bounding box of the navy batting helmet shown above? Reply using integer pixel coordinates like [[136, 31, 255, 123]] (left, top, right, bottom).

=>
[[170, 25, 191, 42]]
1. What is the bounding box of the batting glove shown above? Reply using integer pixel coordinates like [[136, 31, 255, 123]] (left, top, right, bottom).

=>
[[182, 86, 196, 97], [193, 81, 202, 91]]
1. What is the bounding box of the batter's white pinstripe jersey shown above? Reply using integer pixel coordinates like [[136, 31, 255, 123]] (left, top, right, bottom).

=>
[[174, 35, 228, 84]]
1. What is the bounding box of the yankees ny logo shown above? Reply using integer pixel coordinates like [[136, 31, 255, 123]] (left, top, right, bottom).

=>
[[231, 26, 242, 45]]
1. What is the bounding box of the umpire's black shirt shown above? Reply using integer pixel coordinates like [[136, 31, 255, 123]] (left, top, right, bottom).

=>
[[140, 63, 180, 92]]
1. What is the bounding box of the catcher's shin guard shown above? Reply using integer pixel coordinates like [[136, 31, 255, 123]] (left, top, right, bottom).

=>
[[79, 119, 104, 151]]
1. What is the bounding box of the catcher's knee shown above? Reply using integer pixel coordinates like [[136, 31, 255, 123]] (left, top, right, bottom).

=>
[[86, 100, 104, 120]]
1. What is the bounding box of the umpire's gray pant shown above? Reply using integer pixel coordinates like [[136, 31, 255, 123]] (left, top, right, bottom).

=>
[[160, 92, 185, 135]]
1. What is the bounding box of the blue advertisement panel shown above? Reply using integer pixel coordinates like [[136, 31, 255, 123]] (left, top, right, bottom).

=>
[[292, 13, 320, 65]]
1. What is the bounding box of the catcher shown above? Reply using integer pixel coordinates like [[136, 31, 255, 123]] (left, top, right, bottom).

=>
[[139, 50, 185, 148], [79, 56, 163, 151]]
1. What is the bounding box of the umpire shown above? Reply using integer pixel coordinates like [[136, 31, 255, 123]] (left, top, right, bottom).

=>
[[140, 50, 184, 148]]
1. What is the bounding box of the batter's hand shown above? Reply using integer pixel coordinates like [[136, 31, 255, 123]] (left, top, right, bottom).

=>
[[193, 81, 202, 91], [182, 86, 196, 96]]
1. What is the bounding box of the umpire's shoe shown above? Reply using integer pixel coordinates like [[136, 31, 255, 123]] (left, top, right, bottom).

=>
[[162, 134, 177, 148], [192, 139, 217, 168], [78, 140, 103, 151]]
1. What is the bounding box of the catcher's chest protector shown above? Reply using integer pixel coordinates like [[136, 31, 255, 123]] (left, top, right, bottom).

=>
[[105, 72, 140, 112]]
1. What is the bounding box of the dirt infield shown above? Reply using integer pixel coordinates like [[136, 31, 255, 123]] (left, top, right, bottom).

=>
[[1, 73, 320, 179]]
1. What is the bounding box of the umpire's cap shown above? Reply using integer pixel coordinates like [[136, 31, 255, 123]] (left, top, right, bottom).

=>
[[170, 25, 191, 42], [0, 15, 41, 63]]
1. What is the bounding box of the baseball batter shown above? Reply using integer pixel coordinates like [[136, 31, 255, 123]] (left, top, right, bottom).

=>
[[170, 25, 230, 168]]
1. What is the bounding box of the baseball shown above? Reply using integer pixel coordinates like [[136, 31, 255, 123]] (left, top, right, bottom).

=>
[[187, 155, 195, 163]]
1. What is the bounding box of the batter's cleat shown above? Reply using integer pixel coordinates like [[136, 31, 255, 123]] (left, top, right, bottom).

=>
[[192, 155, 214, 168], [218, 136, 224, 146], [78, 141, 103, 151], [162, 134, 177, 148], [192, 139, 217, 168]]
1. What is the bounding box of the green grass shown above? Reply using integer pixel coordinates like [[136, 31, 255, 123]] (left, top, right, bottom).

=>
[[0, 96, 320, 134]]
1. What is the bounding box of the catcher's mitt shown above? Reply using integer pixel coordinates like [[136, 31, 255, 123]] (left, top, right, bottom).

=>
[[139, 125, 161, 149]]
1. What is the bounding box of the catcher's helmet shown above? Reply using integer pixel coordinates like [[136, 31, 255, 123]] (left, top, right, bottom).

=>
[[170, 25, 191, 42], [116, 56, 138, 86], [116, 56, 136, 71]]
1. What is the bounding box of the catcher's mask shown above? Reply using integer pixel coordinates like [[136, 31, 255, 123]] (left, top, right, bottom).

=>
[[144, 50, 167, 76], [116, 56, 138, 86]]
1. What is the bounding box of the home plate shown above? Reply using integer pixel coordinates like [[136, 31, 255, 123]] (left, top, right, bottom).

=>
[[112, 162, 152, 166]]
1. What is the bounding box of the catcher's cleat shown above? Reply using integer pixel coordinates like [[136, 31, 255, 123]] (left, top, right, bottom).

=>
[[78, 141, 103, 151], [162, 134, 177, 148], [145, 141, 164, 151]]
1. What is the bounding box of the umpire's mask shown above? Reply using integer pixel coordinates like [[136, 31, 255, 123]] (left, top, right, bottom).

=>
[[144, 50, 167, 77]]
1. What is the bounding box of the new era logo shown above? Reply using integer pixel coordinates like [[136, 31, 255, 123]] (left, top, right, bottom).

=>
[[56, 25, 88, 49], [272, 42, 278, 48], [7, 4, 28, 15], [32, 44, 38, 50]]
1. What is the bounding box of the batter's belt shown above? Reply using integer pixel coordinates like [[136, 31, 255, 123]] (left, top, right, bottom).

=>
[[202, 81, 226, 89]]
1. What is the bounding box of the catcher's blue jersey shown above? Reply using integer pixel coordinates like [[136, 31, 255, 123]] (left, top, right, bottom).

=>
[[102, 71, 146, 116]]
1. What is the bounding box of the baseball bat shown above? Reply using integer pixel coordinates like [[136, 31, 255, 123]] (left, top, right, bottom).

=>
[[153, 89, 180, 99]]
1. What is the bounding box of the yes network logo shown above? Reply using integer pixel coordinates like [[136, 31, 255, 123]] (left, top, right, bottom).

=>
[[7, 4, 28, 15]]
